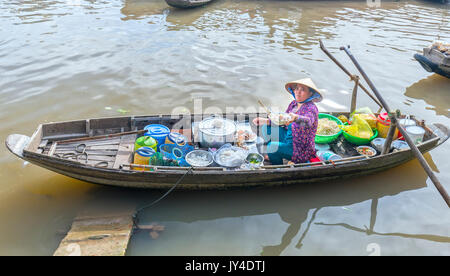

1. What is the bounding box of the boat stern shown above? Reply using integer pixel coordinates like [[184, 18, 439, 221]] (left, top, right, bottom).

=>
[[430, 123, 450, 146], [5, 134, 31, 158]]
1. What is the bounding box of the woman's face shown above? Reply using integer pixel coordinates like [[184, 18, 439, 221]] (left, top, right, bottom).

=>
[[292, 84, 312, 102]]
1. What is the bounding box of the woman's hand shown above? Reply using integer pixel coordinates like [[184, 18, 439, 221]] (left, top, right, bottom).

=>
[[285, 113, 299, 125], [252, 117, 270, 126]]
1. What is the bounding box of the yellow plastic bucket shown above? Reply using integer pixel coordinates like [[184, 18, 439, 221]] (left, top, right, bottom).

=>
[[376, 113, 398, 139], [133, 147, 155, 171]]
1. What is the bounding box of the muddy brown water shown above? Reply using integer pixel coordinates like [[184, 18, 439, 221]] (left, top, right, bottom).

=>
[[0, 0, 449, 255]]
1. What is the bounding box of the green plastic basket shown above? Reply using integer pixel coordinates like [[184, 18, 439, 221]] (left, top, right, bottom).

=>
[[315, 113, 343, 144], [342, 128, 378, 145]]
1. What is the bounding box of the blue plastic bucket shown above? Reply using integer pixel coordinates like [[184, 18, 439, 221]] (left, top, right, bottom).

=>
[[144, 124, 170, 149], [165, 132, 187, 146]]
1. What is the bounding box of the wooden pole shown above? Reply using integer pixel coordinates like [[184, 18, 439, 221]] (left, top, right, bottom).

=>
[[319, 40, 383, 109], [340, 45, 450, 208], [381, 121, 397, 155], [57, 129, 146, 144], [350, 75, 359, 113]]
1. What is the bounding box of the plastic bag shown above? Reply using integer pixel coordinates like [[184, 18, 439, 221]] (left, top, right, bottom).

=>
[[350, 107, 377, 129], [344, 114, 373, 139], [214, 143, 248, 167]]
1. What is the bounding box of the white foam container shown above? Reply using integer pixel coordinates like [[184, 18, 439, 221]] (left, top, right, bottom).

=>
[[405, 126, 425, 144]]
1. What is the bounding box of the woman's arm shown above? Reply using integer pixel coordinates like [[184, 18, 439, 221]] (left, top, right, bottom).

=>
[[252, 117, 270, 126], [288, 105, 318, 128], [294, 114, 315, 128]]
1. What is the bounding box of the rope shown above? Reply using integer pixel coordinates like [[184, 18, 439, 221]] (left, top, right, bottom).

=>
[[132, 166, 193, 230]]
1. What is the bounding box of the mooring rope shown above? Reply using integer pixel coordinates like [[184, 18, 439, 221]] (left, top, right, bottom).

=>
[[132, 166, 193, 230]]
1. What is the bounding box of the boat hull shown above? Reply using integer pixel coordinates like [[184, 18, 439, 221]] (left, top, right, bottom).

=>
[[165, 0, 213, 9], [414, 52, 450, 79], [6, 113, 449, 190], [16, 136, 441, 190]]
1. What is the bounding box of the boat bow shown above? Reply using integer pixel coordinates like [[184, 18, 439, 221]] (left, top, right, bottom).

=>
[[5, 134, 30, 158]]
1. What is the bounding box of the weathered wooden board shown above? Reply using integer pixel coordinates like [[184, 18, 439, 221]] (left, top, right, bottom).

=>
[[53, 208, 135, 256], [113, 134, 136, 169]]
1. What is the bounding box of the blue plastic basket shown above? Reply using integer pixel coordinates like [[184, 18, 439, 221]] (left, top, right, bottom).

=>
[[159, 143, 194, 167]]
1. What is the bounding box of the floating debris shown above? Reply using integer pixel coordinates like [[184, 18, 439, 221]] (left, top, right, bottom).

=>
[[137, 223, 165, 240], [117, 108, 129, 114]]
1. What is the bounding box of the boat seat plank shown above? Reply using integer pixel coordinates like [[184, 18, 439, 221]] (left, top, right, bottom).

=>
[[48, 142, 58, 157], [44, 134, 89, 142], [113, 134, 136, 170], [54, 145, 120, 151], [59, 155, 117, 163], [37, 139, 48, 154]]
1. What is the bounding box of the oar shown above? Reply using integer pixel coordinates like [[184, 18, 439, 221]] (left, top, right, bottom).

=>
[[57, 129, 147, 145], [258, 99, 271, 115], [319, 40, 383, 109], [340, 45, 450, 208]]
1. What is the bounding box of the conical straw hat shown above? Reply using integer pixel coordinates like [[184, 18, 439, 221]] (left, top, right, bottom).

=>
[[285, 78, 323, 103]]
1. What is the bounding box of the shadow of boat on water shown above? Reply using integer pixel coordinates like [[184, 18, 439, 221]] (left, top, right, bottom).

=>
[[404, 74, 450, 118], [75, 153, 449, 255]]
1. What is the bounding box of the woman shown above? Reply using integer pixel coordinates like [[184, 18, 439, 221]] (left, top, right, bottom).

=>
[[253, 78, 322, 165]]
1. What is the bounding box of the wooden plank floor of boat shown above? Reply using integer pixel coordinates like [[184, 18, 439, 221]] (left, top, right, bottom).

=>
[[41, 134, 136, 170]]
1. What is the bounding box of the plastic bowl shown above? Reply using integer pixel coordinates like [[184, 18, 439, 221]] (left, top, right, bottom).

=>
[[315, 113, 344, 144], [356, 146, 377, 157], [343, 129, 378, 145], [185, 150, 213, 167], [246, 153, 264, 164]]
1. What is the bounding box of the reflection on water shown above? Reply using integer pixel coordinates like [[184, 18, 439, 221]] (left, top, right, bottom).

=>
[[126, 154, 449, 256], [0, 0, 449, 255], [404, 74, 450, 117]]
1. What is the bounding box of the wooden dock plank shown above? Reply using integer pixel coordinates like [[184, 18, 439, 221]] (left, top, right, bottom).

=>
[[53, 208, 135, 256]]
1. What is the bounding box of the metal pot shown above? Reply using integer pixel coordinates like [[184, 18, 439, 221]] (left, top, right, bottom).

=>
[[198, 116, 236, 148]]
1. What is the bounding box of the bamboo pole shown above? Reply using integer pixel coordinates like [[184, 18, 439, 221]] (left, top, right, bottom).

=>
[[339, 44, 450, 208], [381, 122, 397, 155], [319, 40, 383, 109], [350, 75, 359, 113]]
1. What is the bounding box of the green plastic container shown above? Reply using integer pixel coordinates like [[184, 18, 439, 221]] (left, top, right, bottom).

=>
[[135, 136, 158, 152], [343, 129, 378, 145], [315, 113, 343, 144]]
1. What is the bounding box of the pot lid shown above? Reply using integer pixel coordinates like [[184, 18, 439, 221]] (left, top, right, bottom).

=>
[[168, 132, 186, 144], [377, 112, 391, 123], [136, 136, 157, 147], [199, 117, 236, 136], [136, 147, 156, 157], [144, 124, 170, 136]]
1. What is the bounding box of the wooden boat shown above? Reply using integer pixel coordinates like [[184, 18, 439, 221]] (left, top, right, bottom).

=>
[[5, 112, 449, 190], [414, 43, 450, 78], [165, 0, 213, 9]]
